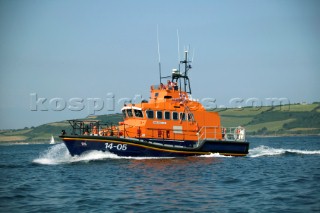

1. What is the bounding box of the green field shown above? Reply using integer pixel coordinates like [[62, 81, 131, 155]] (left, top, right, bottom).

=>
[[0, 103, 319, 143], [217, 103, 320, 135]]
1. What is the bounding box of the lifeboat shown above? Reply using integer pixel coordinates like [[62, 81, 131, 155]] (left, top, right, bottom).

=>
[[60, 51, 249, 157]]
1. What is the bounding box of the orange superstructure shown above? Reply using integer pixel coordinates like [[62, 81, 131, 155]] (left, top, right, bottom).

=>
[[118, 85, 222, 143]]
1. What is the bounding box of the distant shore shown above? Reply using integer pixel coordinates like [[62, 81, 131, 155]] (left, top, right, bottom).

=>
[[1, 103, 319, 143], [247, 134, 320, 138], [1, 134, 319, 145]]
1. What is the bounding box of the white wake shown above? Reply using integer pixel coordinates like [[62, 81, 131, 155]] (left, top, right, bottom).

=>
[[199, 153, 232, 158], [33, 143, 320, 164], [248, 145, 320, 158], [33, 143, 120, 165], [33, 143, 172, 165]]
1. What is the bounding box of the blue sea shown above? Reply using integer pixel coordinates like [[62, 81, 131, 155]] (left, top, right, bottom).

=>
[[0, 136, 319, 213]]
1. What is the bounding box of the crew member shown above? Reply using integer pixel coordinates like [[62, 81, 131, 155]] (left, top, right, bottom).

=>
[[167, 80, 173, 89], [92, 126, 98, 136], [222, 127, 226, 139]]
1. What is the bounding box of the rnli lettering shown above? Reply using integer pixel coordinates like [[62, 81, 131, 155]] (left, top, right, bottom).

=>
[[153, 121, 167, 125], [105, 143, 127, 151]]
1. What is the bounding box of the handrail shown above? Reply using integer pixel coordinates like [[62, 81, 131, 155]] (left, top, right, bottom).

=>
[[197, 126, 246, 146], [196, 126, 219, 147]]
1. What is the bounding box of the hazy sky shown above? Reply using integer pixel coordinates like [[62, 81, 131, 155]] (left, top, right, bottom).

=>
[[0, 0, 319, 129]]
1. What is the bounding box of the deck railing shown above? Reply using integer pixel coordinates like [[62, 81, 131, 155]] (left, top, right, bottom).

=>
[[65, 120, 118, 136], [197, 126, 246, 147]]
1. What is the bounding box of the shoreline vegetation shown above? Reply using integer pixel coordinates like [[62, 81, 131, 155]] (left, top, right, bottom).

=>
[[1, 103, 319, 143]]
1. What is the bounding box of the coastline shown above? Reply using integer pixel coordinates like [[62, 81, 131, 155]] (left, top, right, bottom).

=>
[[1, 134, 319, 145], [1, 103, 319, 143], [247, 134, 320, 138]]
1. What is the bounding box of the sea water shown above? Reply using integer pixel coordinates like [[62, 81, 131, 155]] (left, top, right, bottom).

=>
[[0, 136, 319, 212]]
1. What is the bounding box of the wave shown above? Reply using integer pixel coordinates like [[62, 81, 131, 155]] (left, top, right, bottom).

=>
[[0, 142, 30, 146], [33, 143, 320, 164], [199, 153, 232, 158], [248, 145, 320, 158], [32, 143, 116, 165], [32, 144, 172, 165]]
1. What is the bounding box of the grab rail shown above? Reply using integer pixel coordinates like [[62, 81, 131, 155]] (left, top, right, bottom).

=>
[[197, 126, 246, 147]]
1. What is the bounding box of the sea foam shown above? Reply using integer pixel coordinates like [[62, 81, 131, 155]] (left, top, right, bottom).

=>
[[248, 145, 320, 158], [33, 143, 320, 164], [32, 143, 119, 165], [199, 153, 232, 158], [33, 143, 172, 165]]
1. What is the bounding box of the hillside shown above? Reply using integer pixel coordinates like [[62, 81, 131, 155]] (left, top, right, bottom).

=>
[[0, 114, 123, 143], [0, 103, 319, 143], [216, 103, 320, 136]]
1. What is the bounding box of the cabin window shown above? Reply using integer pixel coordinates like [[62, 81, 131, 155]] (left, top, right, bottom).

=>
[[134, 109, 143, 118], [165, 111, 170, 120], [157, 111, 163, 120], [122, 110, 127, 118], [126, 109, 133, 117], [172, 112, 178, 120], [180, 113, 186, 121], [188, 113, 194, 121], [146, 110, 154, 119]]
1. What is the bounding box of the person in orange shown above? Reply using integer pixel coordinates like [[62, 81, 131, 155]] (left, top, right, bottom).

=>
[[236, 126, 241, 140]]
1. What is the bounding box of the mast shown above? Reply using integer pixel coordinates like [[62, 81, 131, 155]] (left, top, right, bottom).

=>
[[157, 25, 162, 84], [184, 51, 188, 93], [172, 50, 192, 94]]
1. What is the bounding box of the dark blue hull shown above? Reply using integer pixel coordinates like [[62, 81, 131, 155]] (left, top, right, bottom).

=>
[[60, 135, 249, 157]]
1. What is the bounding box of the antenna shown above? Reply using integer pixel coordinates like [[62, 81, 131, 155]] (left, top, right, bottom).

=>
[[184, 50, 188, 92], [157, 25, 162, 84], [177, 29, 180, 63], [191, 48, 195, 63]]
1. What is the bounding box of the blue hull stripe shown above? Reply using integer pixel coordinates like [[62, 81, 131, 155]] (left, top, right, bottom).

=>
[[63, 137, 207, 155], [61, 136, 249, 157]]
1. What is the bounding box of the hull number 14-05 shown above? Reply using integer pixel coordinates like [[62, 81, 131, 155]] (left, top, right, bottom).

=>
[[105, 143, 127, 151]]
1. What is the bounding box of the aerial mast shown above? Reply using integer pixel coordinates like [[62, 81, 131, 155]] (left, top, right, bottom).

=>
[[157, 25, 162, 85], [184, 51, 188, 92], [181, 50, 192, 94], [172, 49, 192, 94]]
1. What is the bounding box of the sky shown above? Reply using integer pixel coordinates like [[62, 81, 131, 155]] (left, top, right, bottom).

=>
[[0, 0, 319, 129]]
